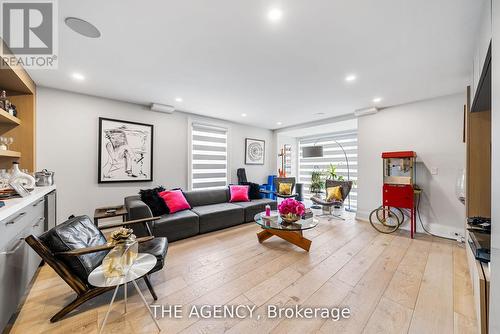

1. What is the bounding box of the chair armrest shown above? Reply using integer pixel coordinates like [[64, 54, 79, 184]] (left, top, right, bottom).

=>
[[55, 236, 154, 256], [98, 216, 161, 231]]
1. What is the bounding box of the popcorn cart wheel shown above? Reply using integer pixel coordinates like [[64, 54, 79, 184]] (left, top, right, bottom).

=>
[[369, 206, 405, 234]]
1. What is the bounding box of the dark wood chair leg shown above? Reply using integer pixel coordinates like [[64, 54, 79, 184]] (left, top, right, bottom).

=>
[[50, 287, 113, 322], [143, 275, 158, 300]]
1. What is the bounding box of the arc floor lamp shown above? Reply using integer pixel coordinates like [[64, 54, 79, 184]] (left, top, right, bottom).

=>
[[302, 139, 354, 212]]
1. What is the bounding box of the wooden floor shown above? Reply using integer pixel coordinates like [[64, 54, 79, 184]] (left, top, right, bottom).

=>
[[10, 214, 478, 334]]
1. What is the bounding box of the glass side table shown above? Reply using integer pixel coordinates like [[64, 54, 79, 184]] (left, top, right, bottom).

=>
[[88, 253, 161, 333], [254, 211, 319, 251]]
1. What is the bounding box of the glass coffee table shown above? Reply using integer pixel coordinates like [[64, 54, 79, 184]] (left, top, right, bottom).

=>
[[254, 211, 319, 251]]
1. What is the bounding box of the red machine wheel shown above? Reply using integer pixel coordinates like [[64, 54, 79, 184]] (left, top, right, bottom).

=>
[[369, 206, 401, 234]]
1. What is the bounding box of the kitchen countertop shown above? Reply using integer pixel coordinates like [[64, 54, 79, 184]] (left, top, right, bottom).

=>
[[0, 185, 56, 221]]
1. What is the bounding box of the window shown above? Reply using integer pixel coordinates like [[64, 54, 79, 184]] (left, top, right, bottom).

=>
[[190, 123, 228, 190], [298, 130, 358, 210]]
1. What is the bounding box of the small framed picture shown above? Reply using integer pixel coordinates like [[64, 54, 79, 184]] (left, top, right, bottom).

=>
[[245, 138, 265, 165], [10, 182, 31, 198]]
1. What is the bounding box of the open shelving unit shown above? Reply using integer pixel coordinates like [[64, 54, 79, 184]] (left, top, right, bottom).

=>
[[0, 39, 36, 172]]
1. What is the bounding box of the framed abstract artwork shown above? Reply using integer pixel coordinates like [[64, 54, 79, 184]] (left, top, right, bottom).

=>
[[245, 138, 265, 165], [98, 117, 154, 183]]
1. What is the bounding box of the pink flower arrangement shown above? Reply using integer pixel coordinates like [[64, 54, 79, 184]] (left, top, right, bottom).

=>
[[278, 198, 305, 217]]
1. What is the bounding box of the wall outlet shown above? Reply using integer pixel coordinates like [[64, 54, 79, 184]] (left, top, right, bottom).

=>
[[430, 167, 438, 175]]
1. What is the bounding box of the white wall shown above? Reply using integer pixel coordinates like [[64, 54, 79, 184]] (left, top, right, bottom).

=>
[[36, 87, 275, 221], [276, 134, 298, 177], [356, 93, 466, 238]]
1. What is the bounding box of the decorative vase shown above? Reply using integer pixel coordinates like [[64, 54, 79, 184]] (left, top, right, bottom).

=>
[[280, 214, 301, 224], [9, 162, 36, 189], [102, 228, 138, 278]]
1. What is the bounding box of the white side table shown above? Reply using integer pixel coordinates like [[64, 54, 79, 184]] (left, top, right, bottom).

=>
[[88, 253, 161, 333]]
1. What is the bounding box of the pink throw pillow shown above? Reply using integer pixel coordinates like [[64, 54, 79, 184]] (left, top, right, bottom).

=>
[[229, 185, 250, 202], [159, 190, 191, 213]]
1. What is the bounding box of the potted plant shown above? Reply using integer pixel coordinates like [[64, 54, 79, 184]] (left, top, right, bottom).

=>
[[325, 163, 344, 181], [309, 169, 324, 195]]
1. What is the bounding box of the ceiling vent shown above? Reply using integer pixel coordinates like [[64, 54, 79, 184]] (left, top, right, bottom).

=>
[[354, 107, 379, 117], [150, 103, 175, 114]]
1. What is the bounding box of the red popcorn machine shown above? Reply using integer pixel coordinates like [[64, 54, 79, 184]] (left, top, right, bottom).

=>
[[369, 151, 418, 238]]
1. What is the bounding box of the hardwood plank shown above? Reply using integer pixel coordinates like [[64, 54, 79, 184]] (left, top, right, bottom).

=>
[[226, 292, 294, 334], [454, 312, 478, 334], [363, 297, 413, 334], [318, 235, 411, 333], [243, 267, 302, 307], [453, 244, 477, 320], [283, 229, 378, 305], [336, 233, 395, 287], [290, 222, 371, 276], [408, 239, 454, 333], [271, 278, 352, 334], [383, 237, 431, 309]]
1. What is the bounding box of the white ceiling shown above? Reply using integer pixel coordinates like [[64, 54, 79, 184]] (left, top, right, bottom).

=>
[[28, 0, 483, 129]]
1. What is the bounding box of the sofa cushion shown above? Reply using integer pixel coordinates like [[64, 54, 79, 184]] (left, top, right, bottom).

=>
[[229, 185, 250, 202], [239, 182, 262, 200], [139, 186, 168, 216], [232, 198, 278, 222], [159, 189, 191, 213], [152, 210, 200, 242], [184, 188, 229, 207], [191, 203, 244, 233]]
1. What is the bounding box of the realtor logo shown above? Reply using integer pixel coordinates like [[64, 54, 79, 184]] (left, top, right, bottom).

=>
[[0, 0, 58, 68]]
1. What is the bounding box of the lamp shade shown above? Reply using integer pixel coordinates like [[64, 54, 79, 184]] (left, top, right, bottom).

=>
[[302, 146, 323, 158]]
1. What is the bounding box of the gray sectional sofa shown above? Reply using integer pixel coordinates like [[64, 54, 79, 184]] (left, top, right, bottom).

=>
[[124, 188, 277, 241]]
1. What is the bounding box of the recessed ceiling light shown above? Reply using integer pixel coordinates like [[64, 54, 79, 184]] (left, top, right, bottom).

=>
[[373, 97, 382, 103], [267, 8, 283, 22], [175, 97, 183, 102], [345, 74, 357, 82], [71, 72, 85, 81], [314, 112, 325, 116], [65, 17, 101, 38], [276, 121, 282, 125], [241, 113, 247, 117]]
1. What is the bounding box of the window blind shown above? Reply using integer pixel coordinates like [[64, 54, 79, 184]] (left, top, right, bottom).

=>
[[298, 130, 358, 210], [191, 123, 228, 190]]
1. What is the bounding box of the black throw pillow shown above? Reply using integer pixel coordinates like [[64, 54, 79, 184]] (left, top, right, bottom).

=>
[[240, 182, 262, 200], [139, 186, 169, 216]]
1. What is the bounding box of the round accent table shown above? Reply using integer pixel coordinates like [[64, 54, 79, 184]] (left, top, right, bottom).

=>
[[88, 253, 161, 333]]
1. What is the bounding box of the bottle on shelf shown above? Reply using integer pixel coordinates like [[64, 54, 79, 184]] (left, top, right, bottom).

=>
[[0, 90, 7, 110]]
